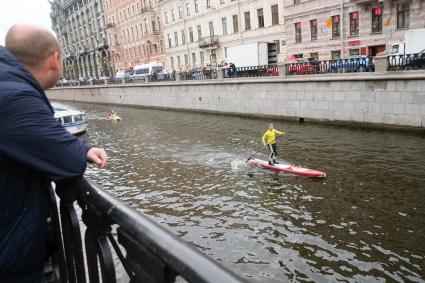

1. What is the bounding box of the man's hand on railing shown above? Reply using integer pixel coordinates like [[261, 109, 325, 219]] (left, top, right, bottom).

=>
[[87, 147, 108, 169]]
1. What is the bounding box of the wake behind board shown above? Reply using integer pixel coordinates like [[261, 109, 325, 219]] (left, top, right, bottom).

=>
[[247, 158, 326, 178]]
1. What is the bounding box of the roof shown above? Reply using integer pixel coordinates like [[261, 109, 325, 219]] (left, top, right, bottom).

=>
[[53, 107, 84, 118]]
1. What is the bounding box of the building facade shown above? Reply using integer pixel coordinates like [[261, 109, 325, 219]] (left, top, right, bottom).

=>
[[103, 0, 166, 72], [159, 0, 286, 70], [50, 0, 114, 80], [284, 0, 425, 61]]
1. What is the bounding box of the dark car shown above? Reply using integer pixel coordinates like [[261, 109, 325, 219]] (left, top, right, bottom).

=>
[[403, 49, 425, 70]]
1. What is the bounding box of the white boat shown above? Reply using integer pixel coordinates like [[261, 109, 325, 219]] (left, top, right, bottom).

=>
[[54, 107, 88, 135]]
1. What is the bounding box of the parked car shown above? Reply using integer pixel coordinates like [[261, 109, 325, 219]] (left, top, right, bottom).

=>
[[402, 48, 425, 70], [78, 76, 88, 83], [328, 56, 374, 73], [287, 58, 320, 75]]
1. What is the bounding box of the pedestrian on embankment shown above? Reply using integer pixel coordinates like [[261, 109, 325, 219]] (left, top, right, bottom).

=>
[[0, 24, 108, 283]]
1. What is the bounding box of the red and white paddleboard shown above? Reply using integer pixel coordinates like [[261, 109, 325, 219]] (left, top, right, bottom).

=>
[[247, 158, 326, 178]]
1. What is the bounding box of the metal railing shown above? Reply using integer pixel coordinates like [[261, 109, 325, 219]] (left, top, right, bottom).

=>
[[231, 65, 279, 78], [286, 57, 374, 75], [48, 177, 243, 283], [388, 53, 425, 71], [181, 69, 217, 80]]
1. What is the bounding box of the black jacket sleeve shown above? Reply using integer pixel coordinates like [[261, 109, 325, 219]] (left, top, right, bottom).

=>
[[0, 89, 90, 182]]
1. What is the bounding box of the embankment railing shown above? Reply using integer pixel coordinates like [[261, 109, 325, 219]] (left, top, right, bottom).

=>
[[48, 177, 244, 283]]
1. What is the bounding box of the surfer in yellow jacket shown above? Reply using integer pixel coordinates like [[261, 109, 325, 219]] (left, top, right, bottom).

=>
[[262, 123, 285, 166]]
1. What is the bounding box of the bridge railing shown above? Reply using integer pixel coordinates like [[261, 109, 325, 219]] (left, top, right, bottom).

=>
[[48, 177, 243, 283], [387, 53, 425, 71]]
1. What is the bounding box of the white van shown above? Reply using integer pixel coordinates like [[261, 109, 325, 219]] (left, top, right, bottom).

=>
[[132, 62, 164, 79]]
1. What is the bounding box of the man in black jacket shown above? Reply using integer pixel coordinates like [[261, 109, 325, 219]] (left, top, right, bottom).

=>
[[0, 25, 108, 282]]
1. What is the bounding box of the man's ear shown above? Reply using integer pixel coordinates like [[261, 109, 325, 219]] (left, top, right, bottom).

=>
[[47, 52, 61, 73]]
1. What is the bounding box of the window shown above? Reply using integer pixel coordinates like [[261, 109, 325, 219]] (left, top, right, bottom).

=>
[[157, 17, 161, 29], [177, 55, 181, 67], [295, 22, 302, 43], [257, 8, 264, 28], [186, 3, 191, 16], [244, 11, 251, 30], [178, 6, 183, 19], [220, 0, 224, 4], [184, 54, 188, 65], [171, 57, 174, 69], [200, 51, 204, 64], [332, 15, 340, 38], [371, 7, 383, 33], [310, 19, 317, 41], [349, 12, 359, 36], [294, 0, 300, 4], [171, 9, 175, 21], [144, 18, 149, 33], [232, 15, 239, 33], [271, 4, 279, 25], [208, 21, 214, 36], [211, 49, 217, 63], [192, 52, 196, 65], [174, 31, 178, 46], [349, 49, 359, 56], [167, 34, 172, 47], [181, 30, 186, 44], [197, 25, 202, 40], [397, 3, 410, 29], [206, 0, 211, 8], [222, 17, 227, 35], [331, 50, 341, 60], [189, 27, 194, 42], [194, 0, 199, 13], [310, 52, 318, 60]]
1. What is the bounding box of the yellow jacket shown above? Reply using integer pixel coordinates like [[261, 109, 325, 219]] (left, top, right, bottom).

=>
[[262, 129, 285, 145]]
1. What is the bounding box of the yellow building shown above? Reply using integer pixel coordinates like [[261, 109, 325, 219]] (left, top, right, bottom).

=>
[[104, 0, 166, 71], [159, 0, 286, 70]]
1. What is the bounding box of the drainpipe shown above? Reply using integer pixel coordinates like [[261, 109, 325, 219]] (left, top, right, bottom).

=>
[[340, 0, 344, 59]]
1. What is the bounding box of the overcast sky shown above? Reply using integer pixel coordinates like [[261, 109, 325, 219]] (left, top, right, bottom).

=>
[[0, 0, 53, 45]]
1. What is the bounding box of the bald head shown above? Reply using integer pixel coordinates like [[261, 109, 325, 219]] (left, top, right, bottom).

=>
[[5, 24, 61, 67]]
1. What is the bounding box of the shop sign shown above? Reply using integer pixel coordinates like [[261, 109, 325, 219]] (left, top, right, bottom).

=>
[[348, 40, 361, 45]]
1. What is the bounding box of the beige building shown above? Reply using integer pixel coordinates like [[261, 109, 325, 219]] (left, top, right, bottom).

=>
[[159, 0, 286, 70], [104, 0, 166, 71], [50, 0, 113, 79], [284, 0, 425, 61]]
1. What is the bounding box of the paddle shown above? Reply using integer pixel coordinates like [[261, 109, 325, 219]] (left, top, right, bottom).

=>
[[246, 134, 284, 161]]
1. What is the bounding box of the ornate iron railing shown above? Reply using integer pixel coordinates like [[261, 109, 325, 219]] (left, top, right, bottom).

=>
[[286, 57, 374, 75], [231, 65, 279, 78], [48, 177, 243, 283], [181, 69, 217, 80], [387, 53, 425, 71]]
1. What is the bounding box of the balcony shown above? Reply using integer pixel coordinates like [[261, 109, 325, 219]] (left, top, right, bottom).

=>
[[141, 7, 154, 14], [198, 36, 220, 48], [350, 0, 379, 4]]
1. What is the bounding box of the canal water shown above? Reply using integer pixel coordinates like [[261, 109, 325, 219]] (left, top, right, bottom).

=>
[[59, 101, 425, 282]]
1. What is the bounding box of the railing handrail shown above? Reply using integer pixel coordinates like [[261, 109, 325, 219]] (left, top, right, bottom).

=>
[[53, 177, 244, 283]]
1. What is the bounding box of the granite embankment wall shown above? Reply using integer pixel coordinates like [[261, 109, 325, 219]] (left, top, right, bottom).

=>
[[47, 72, 425, 128]]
